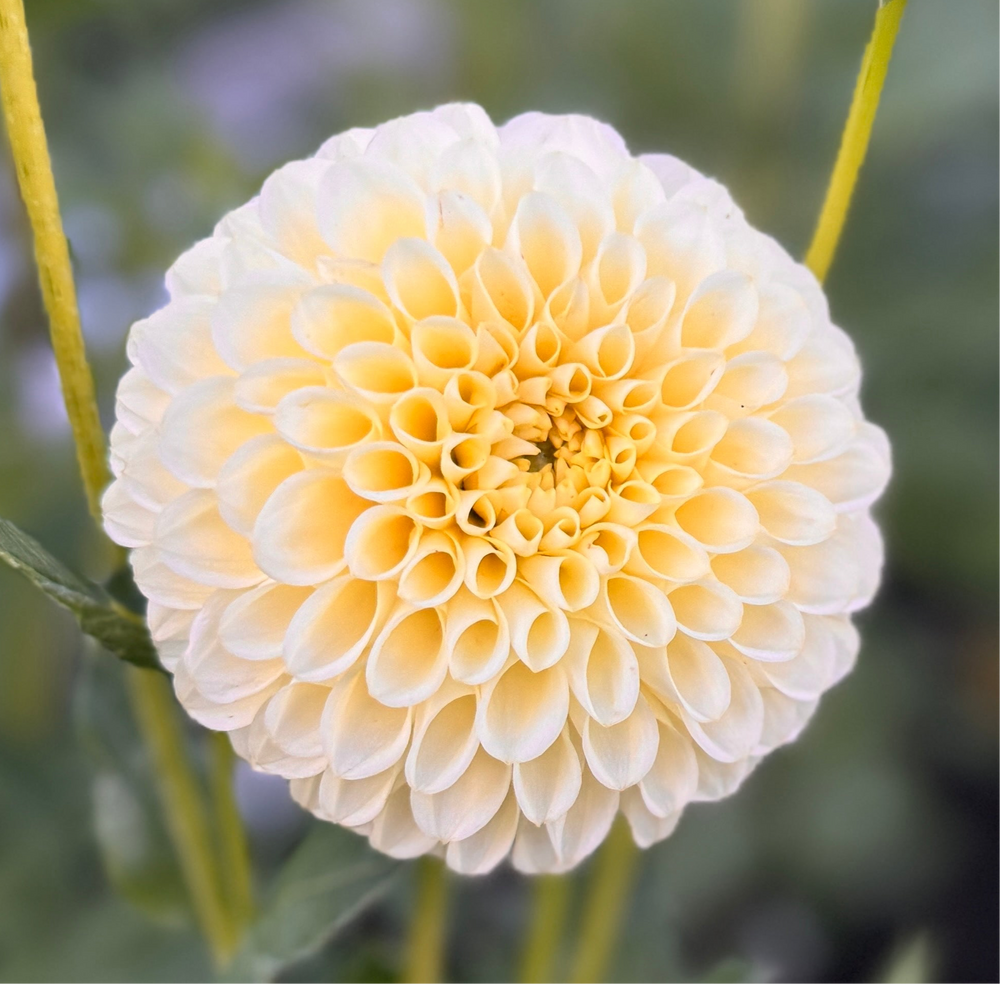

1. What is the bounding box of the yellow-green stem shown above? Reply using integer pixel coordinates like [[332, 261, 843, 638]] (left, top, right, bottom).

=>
[[519, 874, 571, 983], [209, 731, 255, 933], [0, 0, 111, 523], [127, 669, 236, 966], [805, 0, 907, 283], [403, 856, 449, 983], [0, 0, 249, 963], [570, 818, 639, 984]]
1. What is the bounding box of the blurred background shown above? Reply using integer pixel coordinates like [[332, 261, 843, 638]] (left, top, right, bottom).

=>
[[0, 1, 996, 981]]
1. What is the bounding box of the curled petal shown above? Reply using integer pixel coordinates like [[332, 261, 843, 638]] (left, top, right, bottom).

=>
[[406, 689, 480, 795], [322, 671, 412, 780], [411, 747, 511, 842], [284, 576, 393, 681], [445, 789, 518, 875], [367, 604, 448, 707], [477, 660, 569, 763], [253, 472, 370, 585], [383, 239, 461, 321], [513, 727, 582, 825], [274, 387, 382, 460], [564, 619, 639, 726], [369, 783, 438, 860], [445, 588, 510, 685], [582, 694, 659, 790], [157, 490, 262, 589]]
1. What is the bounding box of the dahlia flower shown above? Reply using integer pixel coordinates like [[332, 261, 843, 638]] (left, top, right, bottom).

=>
[[102, 104, 890, 875]]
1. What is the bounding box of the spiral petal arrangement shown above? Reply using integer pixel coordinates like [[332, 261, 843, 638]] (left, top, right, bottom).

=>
[[103, 105, 890, 874]]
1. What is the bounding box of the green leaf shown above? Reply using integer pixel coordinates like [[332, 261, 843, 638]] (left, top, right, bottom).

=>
[[0, 516, 161, 671], [74, 646, 192, 924], [229, 822, 401, 982]]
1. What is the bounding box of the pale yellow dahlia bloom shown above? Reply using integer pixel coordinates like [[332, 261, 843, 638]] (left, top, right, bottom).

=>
[[103, 104, 890, 874]]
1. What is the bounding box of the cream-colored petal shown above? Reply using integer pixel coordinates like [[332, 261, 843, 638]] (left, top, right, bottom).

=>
[[638, 718, 699, 818], [511, 817, 560, 874], [599, 574, 676, 649], [731, 600, 805, 662], [367, 603, 448, 707], [131, 545, 214, 610], [680, 270, 758, 350], [710, 545, 790, 605], [498, 581, 570, 671], [406, 690, 479, 794], [383, 239, 460, 321], [626, 525, 709, 584], [156, 490, 262, 589], [445, 788, 518, 875], [128, 297, 230, 394], [684, 656, 764, 763], [564, 619, 639, 726], [368, 783, 438, 860], [219, 581, 311, 661], [506, 191, 583, 298], [333, 341, 418, 404], [673, 487, 759, 553], [258, 158, 331, 267], [216, 434, 303, 537], [667, 580, 743, 642], [253, 471, 370, 585], [234, 358, 328, 415], [547, 766, 619, 870], [290, 283, 397, 360], [397, 531, 463, 608], [158, 376, 271, 488], [462, 537, 517, 599], [477, 660, 569, 763], [319, 767, 399, 827], [274, 387, 382, 460], [582, 694, 659, 790], [211, 277, 312, 371], [622, 787, 681, 848], [635, 199, 726, 301], [317, 158, 427, 263], [283, 576, 392, 681], [102, 480, 156, 548], [513, 726, 582, 825], [321, 670, 412, 779], [445, 588, 510, 685], [769, 394, 856, 464], [745, 480, 837, 546], [410, 747, 511, 842], [344, 505, 419, 581]]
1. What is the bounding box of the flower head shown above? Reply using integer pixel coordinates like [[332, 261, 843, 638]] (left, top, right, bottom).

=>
[[103, 105, 890, 874]]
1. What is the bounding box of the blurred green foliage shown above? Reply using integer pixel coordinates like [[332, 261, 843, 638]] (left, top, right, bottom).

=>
[[0, 1, 996, 981]]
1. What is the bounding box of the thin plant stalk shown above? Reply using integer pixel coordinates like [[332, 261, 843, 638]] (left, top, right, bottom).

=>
[[569, 818, 639, 984], [128, 670, 238, 965], [403, 856, 449, 983], [0, 0, 112, 525], [519, 874, 571, 983], [0, 0, 251, 964], [560, 7, 908, 980], [805, 0, 908, 283], [209, 731, 256, 932]]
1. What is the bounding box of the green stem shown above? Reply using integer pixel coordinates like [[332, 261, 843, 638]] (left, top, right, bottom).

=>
[[0, 0, 113, 525], [520, 874, 571, 983], [805, 0, 907, 283], [127, 669, 236, 966], [569, 818, 639, 984], [0, 0, 254, 965], [208, 732, 255, 935], [403, 856, 449, 983]]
